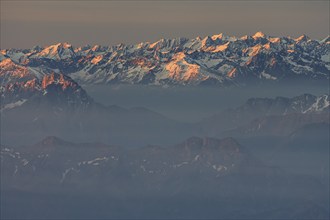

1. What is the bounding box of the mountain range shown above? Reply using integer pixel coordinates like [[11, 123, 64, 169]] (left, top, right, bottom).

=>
[[200, 93, 329, 137], [1, 32, 329, 87], [1, 31, 329, 219], [1, 135, 328, 219], [1, 72, 328, 146]]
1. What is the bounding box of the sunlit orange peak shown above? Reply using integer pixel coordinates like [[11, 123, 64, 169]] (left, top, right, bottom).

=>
[[1, 50, 7, 55], [0, 58, 14, 66], [253, 31, 266, 39], [269, 37, 280, 43], [240, 35, 249, 40], [295, 34, 309, 42], [61, 42, 72, 48], [227, 68, 237, 78], [91, 45, 100, 51], [91, 55, 103, 64], [149, 39, 165, 49], [211, 33, 223, 41], [201, 36, 213, 47]]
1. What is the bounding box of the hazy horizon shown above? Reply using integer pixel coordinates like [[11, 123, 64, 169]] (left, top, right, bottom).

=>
[[1, 0, 329, 49]]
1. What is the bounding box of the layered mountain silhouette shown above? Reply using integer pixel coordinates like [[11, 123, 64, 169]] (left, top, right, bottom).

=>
[[1, 78, 328, 146], [1, 135, 328, 219], [200, 93, 329, 137], [1, 33, 329, 219]]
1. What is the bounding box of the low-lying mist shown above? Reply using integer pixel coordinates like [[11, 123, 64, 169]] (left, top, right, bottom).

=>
[[1, 82, 329, 219], [84, 82, 329, 122]]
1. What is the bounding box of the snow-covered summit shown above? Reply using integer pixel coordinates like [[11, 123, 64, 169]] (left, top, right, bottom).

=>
[[1, 32, 329, 86]]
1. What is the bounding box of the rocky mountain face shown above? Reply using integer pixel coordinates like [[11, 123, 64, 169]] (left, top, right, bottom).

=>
[[0, 55, 195, 146], [200, 94, 329, 137], [1, 32, 329, 86], [225, 113, 329, 137], [1, 99, 193, 147], [1, 78, 328, 145], [0, 58, 92, 111], [0, 136, 250, 192], [1, 76, 194, 147], [1, 136, 328, 219], [1, 33, 328, 146]]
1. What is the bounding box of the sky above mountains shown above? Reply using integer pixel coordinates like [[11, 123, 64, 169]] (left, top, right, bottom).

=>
[[1, 0, 329, 49]]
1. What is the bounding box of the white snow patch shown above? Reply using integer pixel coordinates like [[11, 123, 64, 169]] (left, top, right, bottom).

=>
[[261, 72, 277, 80], [194, 155, 200, 161], [212, 165, 227, 172], [140, 165, 146, 172], [60, 168, 79, 183], [86, 157, 109, 165], [1, 99, 27, 111], [173, 161, 189, 168], [22, 159, 29, 166], [14, 165, 18, 176], [303, 95, 329, 113], [321, 54, 330, 63]]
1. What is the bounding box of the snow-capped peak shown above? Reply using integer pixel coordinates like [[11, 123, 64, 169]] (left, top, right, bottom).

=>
[[91, 45, 101, 51], [240, 35, 249, 40], [35, 42, 75, 60], [295, 34, 310, 42], [58, 42, 72, 49], [149, 39, 165, 49], [1, 32, 329, 87], [43, 42, 72, 51], [211, 33, 224, 41], [201, 36, 214, 48], [252, 31, 266, 39], [0, 58, 15, 67], [320, 35, 330, 44]]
